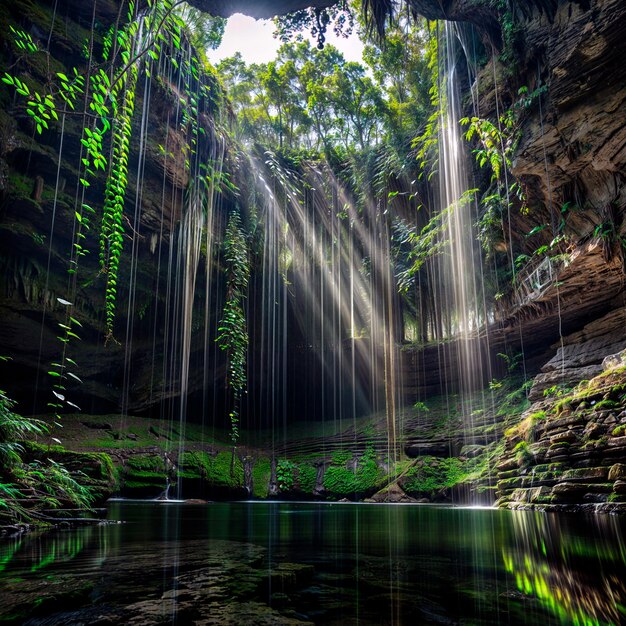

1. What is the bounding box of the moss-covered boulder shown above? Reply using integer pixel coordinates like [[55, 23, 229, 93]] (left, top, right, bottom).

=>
[[118, 454, 168, 499], [400, 456, 466, 501], [21, 441, 116, 505], [321, 447, 385, 500], [177, 450, 248, 499]]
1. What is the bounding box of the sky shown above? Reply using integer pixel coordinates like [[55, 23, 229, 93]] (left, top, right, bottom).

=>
[[206, 13, 365, 65]]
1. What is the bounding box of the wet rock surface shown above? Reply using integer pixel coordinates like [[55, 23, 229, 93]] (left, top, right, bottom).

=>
[[497, 321, 626, 511], [3, 540, 319, 625]]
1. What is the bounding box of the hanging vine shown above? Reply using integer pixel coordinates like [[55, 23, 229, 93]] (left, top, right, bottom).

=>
[[0, 0, 228, 421], [101, 57, 139, 340], [216, 212, 250, 447]]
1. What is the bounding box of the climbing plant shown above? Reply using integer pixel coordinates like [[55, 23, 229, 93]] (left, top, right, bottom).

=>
[[96, 0, 141, 338], [217, 212, 250, 446]]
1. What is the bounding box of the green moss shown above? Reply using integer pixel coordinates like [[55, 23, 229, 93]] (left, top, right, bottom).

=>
[[297, 463, 317, 493], [120, 454, 166, 495], [549, 441, 570, 449], [179, 450, 243, 489], [496, 381, 531, 417], [402, 456, 466, 495], [22, 441, 115, 487], [7, 172, 35, 199], [330, 449, 352, 465], [125, 454, 165, 471], [123, 480, 162, 490], [593, 399, 619, 410], [323, 446, 382, 497], [251, 457, 271, 498]]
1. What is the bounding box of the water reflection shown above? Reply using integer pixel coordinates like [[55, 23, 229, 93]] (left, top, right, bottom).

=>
[[0, 503, 624, 625], [503, 511, 626, 626]]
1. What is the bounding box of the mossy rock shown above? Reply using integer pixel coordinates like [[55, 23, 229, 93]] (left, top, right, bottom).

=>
[[296, 463, 317, 494], [275, 459, 319, 498], [21, 441, 116, 504], [322, 447, 385, 499], [178, 450, 247, 499], [251, 457, 271, 499], [119, 453, 167, 498], [401, 456, 468, 500]]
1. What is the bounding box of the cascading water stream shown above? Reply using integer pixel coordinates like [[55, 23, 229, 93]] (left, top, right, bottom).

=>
[[438, 22, 488, 421]]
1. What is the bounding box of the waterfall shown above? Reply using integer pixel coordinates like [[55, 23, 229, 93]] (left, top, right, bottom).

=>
[[438, 22, 487, 395]]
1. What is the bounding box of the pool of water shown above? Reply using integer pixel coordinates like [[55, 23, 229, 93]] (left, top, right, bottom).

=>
[[1, 501, 625, 625]]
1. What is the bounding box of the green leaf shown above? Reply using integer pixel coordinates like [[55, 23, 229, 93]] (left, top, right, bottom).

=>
[[526, 224, 547, 238]]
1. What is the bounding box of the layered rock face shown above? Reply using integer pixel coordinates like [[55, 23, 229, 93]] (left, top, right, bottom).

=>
[[485, 0, 626, 510], [497, 342, 626, 512], [512, 0, 626, 221]]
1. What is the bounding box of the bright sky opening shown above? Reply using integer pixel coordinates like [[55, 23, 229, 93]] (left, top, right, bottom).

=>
[[206, 13, 365, 65]]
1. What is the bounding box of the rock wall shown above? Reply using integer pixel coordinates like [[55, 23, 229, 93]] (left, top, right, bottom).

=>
[[468, 0, 626, 262], [0, 0, 233, 415], [497, 323, 626, 512]]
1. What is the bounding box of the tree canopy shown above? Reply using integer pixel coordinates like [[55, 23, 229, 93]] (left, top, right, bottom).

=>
[[216, 16, 433, 156]]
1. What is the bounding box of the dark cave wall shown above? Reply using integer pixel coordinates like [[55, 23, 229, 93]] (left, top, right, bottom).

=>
[[0, 0, 233, 415]]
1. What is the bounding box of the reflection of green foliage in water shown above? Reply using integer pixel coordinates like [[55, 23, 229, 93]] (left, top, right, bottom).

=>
[[30, 531, 88, 573], [0, 536, 23, 574], [503, 514, 626, 626], [0, 526, 92, 577]]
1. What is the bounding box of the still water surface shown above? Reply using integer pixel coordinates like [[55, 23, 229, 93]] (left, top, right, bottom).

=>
[[1, 501, 625, 625]]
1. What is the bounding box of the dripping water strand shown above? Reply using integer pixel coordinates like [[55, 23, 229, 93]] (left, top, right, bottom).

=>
[[536, 61, 565, 379]]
